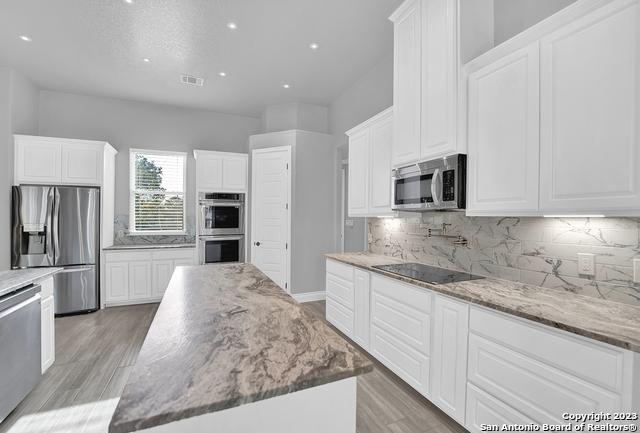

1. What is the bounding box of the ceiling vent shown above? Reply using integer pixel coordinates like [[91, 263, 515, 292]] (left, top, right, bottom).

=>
[[180, 74, 204, 87]]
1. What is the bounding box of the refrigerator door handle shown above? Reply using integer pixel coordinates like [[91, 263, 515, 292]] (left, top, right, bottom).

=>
[[53, 188, 60, 264], [46, 187, 55, 266], [58, 266, 94, 273]]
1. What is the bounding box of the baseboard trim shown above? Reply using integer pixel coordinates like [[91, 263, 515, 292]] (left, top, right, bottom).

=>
[[292, 291, 326, 303]]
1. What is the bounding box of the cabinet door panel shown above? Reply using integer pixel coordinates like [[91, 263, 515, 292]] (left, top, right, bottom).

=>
[[421, 0, 458, 159], [326, 297, 354, 338], [431, 295, 469, 423], [368, 114, 394, 215], [353, 269, 370, 350], [347, 130, 369, 216], [222, 156, 248, 192], [41, 295, 55, 373], [196, 156, 224, 191], [106, 262, 129, 303], [129, 261, 152, 300], [467, 43, 540, 214], [465, 383, 535, 433], [15, 139, 62, 184], [61, 143, 102, 185], [392, 0, 422, 166], [152, 260, 174, 298], [540, 0, 640, 212]]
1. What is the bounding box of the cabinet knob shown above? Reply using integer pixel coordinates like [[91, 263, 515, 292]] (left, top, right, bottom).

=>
[[254, 241, 261, 246]]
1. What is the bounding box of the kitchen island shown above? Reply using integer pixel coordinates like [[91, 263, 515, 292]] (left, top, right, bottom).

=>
[[109, 263, 372, 433]]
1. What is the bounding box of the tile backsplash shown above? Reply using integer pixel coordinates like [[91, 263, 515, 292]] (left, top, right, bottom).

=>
[[113, 214, 196, 245], [368, 214, 640, 306]]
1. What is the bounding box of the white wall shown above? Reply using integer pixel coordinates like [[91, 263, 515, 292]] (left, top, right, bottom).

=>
[[0, 67, 40, 270], [328, 54, 394, 253], [493, 0, 577, 45], [262, 103, 329, 134], [38, 90, 262, 239]]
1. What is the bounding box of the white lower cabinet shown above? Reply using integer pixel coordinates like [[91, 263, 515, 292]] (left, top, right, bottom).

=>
[[324, 259, 640, 430], [431, 295, 469, 424], [40, 277, 55, 373], [105, 248, 196, 306]]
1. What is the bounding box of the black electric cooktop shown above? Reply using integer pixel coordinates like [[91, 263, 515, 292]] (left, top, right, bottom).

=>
[[373, 263, 484, 285]]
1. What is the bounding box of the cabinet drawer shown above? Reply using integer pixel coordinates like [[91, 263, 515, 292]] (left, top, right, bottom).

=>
[[370, 273, 432, 355], [105, 251, 153, 262], [468, 333, 622, 424], [469, 306, 627, 392], [326, 274, 354, 309], [326, 297, 354, 338], [152, 249, 196, 261], [326, 259, 355, 283], [465, 383, 535, 433], [371, 325, 430, 396]]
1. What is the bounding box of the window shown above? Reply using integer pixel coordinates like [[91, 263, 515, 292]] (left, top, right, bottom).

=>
[[129, 149, 187, 234]]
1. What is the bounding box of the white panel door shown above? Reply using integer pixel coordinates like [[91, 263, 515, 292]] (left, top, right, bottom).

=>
[[196, 156, 224, 191], [152, 260, 174, 298], [128, 261, 152, 300], [222, 156, 248, 192], [15, 139, 61, 184], [368, 113, 394, 216], [431, 294, 469, 424], [467, 43, 540, 214], [421, 0, 458, 159], [347, 129, 369, 217], [251, 147, 290, 291], [540, 0, 640, 212], [391, 0, 422, 167], [61, 143, 102, 185], [353, 269, 371, 350], [41, 295, 55, 373], [106, 262, 129, 303]]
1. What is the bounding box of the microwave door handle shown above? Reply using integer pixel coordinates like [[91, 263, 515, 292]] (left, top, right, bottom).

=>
[[431, 168, 441, 206]]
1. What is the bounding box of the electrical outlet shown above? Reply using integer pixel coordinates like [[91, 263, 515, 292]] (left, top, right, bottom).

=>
[[577, 253, 595, 276], [634, 259, 640, 283]]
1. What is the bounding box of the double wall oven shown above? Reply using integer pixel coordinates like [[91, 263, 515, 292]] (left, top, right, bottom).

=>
[[198, 193, 245, 264]]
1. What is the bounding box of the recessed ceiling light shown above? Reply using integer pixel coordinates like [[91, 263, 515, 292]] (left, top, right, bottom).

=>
[[19, 35, 32, 42], [124, 0, 133, 3], [309, 43, 319, 50], [219, 72, 227, 77], [227, 22, 237, 30], [143, 58, 151, 63], [283, 84, 291, 89]]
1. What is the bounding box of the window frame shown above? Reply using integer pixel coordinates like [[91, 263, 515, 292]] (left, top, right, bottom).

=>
[[129, 148, 188, 236]]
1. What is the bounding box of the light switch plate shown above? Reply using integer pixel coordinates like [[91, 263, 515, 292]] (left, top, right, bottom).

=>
[[577, 253, 595, 276], [634, 259, 640, 283]]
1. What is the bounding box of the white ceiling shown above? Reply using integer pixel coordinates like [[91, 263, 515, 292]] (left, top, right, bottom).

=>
[[0, 0, 402, 117]]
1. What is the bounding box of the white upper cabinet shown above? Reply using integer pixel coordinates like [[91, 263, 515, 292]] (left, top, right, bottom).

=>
[[421, 0, 458, 159], [194, 150, 248, 193], [539, 0, 640, 213], [391, 0, 422, 166], [464, 0, 640, 216], [14, 135, 114, 187], [466, 43, 540, 215], [347, 108, 394, 217]]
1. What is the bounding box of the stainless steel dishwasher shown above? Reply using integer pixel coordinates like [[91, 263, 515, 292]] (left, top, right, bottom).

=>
[[0, 283, 42, 423]]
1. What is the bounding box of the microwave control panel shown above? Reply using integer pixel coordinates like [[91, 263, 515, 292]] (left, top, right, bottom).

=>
[[442, 170, 456, 202]]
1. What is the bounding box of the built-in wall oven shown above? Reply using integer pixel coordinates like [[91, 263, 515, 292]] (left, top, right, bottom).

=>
[[198, 192, 245, 264], [199, 235, 245, 265], [392, 154, 467, 211], [198, 193, 245, 236]]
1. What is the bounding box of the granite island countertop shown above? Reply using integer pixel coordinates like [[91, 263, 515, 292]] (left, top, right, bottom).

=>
[[326, 252, 640, 353], [109, 263, 372, 433], [0, 268, 62, 298]]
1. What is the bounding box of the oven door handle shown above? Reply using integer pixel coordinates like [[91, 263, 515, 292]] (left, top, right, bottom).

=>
[[199, 235, 245, 241], [431, 168, 441, 206]]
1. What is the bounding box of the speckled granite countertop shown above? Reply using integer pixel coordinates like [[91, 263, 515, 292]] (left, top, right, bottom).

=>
[[326, 252, 640, 353], [0, 268, 62, 298], [109, 263, 372, 433], [103, 243, 196, 251]]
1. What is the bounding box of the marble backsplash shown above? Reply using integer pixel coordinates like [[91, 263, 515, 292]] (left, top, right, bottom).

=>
[[113, 214, 196, 245], [368, 214, 640, 306]]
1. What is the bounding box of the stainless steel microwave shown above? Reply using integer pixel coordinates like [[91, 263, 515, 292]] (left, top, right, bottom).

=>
[[392, 154, 466, 211]]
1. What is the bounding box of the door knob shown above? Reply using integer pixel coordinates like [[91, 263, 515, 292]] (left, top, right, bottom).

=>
[[254, 241, 261, 246]]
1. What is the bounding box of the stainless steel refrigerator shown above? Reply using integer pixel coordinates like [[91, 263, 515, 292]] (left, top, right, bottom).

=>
[[11, 185, 100, 315]]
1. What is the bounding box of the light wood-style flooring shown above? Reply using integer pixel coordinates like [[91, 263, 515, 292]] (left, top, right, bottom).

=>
[[0, 301, 465, 433]]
